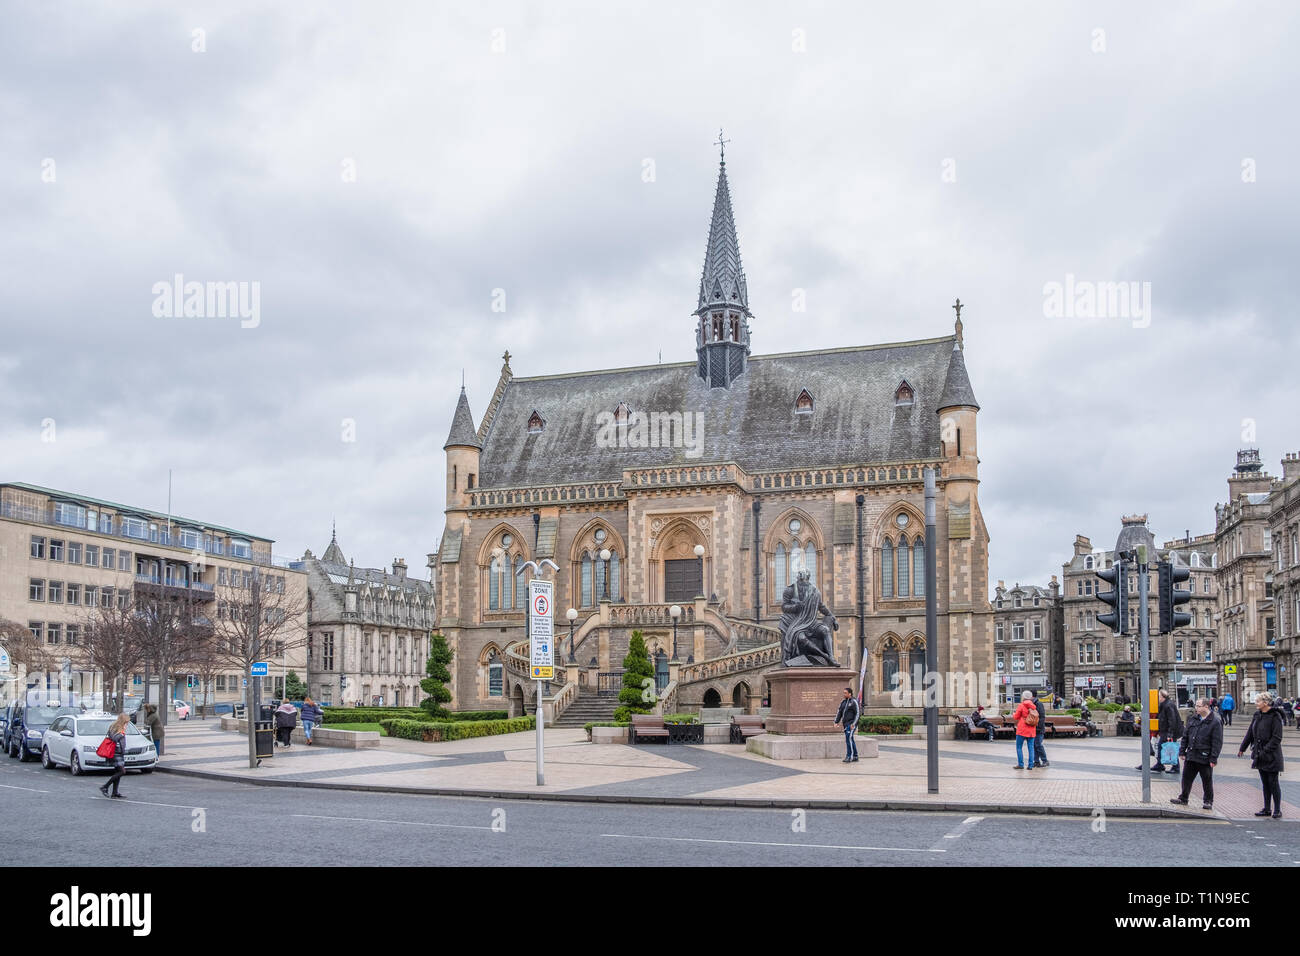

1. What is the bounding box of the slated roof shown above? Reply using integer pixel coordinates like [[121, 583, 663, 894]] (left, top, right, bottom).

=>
[[938, 343, 979, 409], [444, 388, 481, 449], [317, 560, 432, 595], [697, 161, 749, 314], [477, 336, 962, 488]]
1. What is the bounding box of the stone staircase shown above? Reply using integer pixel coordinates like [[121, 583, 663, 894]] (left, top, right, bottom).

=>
[[552, 689, 621, 728], [735, 632, 775, 651]]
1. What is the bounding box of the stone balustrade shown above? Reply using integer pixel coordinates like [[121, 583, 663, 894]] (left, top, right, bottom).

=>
[[750, 460, 943, 490], [469, 482, 624, 509], [677, 642, 782, 685]]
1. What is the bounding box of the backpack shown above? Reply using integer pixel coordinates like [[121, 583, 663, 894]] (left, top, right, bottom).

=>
[[1023, 706, 1038, 727], [96, 737, 116, 759]]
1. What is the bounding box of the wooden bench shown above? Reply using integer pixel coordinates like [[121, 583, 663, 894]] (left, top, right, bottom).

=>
[[729, 715, 766, 744], [629, 714, 670, 745], [1044, 715, 1091, 738], [956, 715, 1017, 740]]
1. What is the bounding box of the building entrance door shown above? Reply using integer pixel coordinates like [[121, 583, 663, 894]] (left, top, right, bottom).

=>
[[664, 559, 702, 603]]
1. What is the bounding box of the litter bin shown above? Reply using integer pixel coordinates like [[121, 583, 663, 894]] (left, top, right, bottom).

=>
[[259, 704, 274, 723], [254, 720, 275, 759]]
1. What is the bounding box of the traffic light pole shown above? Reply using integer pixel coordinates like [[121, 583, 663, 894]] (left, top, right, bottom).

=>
[[1137, 546, 1151, 804]]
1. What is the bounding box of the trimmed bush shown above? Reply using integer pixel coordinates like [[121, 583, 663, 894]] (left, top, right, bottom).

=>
[[322, 707, 509, 726], [447, 710, 509, 722], [613, 631, 656, 723], [857, 714, 913, 735], [379, 716, 534, 742], [420, 633, 454, 719], [661, 713, 699, 725]]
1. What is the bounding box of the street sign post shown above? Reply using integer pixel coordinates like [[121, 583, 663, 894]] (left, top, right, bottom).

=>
[[529, 577, 554, 785], [250, 662, 269, 677]]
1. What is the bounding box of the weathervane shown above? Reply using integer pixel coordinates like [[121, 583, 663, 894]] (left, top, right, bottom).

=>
[[715, 129, 731, 164]]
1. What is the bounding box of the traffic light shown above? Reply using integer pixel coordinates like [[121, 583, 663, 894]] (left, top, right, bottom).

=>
[[1096, 558, 1127, 635], [1158, 561, 1192, 634]]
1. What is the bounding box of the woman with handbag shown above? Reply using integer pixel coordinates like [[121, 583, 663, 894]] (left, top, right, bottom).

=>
[[1238, 691, 1285, 818], [98, 713, 129, 799], [1011, 691, 1040, 770]]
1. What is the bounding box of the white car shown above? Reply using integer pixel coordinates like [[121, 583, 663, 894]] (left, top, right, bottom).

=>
[[40, 713, 156, 775]]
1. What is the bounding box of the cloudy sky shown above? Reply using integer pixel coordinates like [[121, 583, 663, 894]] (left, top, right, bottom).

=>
[[3, 1, 1297, 591]]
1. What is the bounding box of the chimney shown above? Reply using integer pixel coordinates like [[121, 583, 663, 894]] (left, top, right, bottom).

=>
[[1229, 448, 1272, 497], [997, 579, 1005, 591], [392, 558, 407, 579], [1283, 452, 1300, 482]]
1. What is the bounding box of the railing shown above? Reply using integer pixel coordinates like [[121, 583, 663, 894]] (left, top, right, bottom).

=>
[[608, 603, 697, 626], [468, 481, 625, 509], [677, 641, 781, 685], [502, 641, 568, 686], [1, 501, 296, 568], [726, 619, 780, 646], [597, 671, 623, 696], [750, 460, 943, 491], [624, 464, 741, 488], [653, 680, 678, 717], [543, 680, 579, 726]]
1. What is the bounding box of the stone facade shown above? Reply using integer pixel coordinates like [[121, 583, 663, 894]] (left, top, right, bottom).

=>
[[296, 534, 436, 707], [991, 578, 1063, 706], [433, 155, 994, 718], [1267, 453, 1300, 697], [1215, 450, 1277, 698]]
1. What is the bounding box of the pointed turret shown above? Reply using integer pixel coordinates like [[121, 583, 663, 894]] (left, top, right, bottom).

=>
[[694, 143, 752, 388], [444, 387, 482, 450], [322, 523, 346, 565], [938, 341, 980, 411], [444, 386, 482, 511]]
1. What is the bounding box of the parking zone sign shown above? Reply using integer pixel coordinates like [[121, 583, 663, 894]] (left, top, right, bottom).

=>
[[529, 579, 554, 680]]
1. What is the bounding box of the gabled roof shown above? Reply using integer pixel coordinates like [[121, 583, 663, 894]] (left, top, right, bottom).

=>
[[476, 335, 960, 488], [444, 388, 482, 449]]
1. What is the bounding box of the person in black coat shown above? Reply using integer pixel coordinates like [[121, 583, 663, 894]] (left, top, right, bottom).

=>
[[1171, 698, 1222, 810], [1238, 692, 1285, 818]]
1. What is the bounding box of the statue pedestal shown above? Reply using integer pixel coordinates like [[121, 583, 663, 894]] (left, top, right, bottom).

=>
[[763, 666, 859, 735]]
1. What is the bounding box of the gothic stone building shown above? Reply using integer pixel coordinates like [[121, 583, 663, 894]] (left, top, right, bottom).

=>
[[297, 532, 436, 707], [433, 154, 993, 719]]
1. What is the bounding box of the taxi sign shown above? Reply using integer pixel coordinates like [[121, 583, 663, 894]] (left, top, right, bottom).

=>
[[250, 662, 269, 677]]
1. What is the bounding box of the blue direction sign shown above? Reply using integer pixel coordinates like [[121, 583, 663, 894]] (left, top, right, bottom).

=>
[[250, 662, 269, 677]]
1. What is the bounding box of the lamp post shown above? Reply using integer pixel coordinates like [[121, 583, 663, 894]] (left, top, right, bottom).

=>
[[670, 604, 682, 661], [599, 548, 611, 601], [693, 544, 705, 597], [566, 607, 578, 663]]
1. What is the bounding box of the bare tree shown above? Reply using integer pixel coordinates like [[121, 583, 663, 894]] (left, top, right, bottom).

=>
[[0, 616, 54, 703], [181, 621, 227, 721], [81, 601, 144, 714], [131, 586, 206, 729], [212, 566, 307, 768]]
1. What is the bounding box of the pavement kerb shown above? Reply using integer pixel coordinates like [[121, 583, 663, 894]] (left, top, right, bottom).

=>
[[154, 764, 1209, 820]]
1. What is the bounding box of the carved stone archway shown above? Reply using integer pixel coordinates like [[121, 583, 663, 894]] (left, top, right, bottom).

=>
[[648, 516, 710, 603]]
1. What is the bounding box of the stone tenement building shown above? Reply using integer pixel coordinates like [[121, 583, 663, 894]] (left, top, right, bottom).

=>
[[1267, 453, 1300, 698], [991, 578, 1063, 705], [1215, 450, 1277, 697], [433, 151, 993, 719], [1061, 520, 1218, 703], [296, 531, 436, 707], [0, 481, 307, 708]]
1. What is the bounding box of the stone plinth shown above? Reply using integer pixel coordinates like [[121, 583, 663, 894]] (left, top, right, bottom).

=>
[[764, 666, 858, 735], [747, 733, 879, 760]]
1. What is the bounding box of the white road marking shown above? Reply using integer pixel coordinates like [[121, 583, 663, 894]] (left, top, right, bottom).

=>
[[86, 797, 206, 810], [601, 833, 944, 852], [0, 783, 50, 793], [931, 815, 983, 851], [292, 813, 490, 830]]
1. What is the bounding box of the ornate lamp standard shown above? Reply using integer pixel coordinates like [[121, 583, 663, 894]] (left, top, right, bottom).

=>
[[599, 548, 612, 601], [670, 604, 682, 661], [566, 606, 578, 663], [694, 543, 705, 597]]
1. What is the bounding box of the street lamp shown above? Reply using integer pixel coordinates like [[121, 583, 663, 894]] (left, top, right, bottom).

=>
[[599, 548, 611, 601], [670, 604, 682, 661], [694, 544, 705, 598], [566, 607, 578, 663]]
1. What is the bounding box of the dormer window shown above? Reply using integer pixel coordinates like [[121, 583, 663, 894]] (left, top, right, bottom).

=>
[[895, 381, 914, 406], [527, 410, 545, 434], [1085, 555, 1094, 570], [794, 389, 814, 415], [614, 402, 632, 425], [1190, 553, 1200, 568]]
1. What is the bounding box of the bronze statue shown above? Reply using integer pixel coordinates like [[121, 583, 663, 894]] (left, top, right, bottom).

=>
[[779, 568, 839, 667]]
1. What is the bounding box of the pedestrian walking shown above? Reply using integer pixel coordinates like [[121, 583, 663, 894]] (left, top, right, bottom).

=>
[[1238, 692, 1285, 818], [1283, 698, 1295, 727], [1220, 692, 1235, 727], [274, 700, 298, 748], [1034, 695, 1050, 768], [1170, 698, 1222, 811], [144, 703, 163, 757], [98, 713, 129, 799], [1012, 691, 1039, 769], [300, 696, 323, 746], [834, 687, 860, 763]]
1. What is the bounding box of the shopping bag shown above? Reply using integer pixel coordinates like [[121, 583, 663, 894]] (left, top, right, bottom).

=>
[[1159, 741, 1180, 765]]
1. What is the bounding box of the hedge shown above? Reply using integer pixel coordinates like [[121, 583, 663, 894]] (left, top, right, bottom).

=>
[[322, 707, 507, 725], [379, 716, 534, 742], [447, 710, 509, 722], [661, 713, 700, 725], [857, 715, 913, 734]]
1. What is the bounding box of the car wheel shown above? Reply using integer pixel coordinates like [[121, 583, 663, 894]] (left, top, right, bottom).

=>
[[7, 738, 16, 759], [70, 752, 83, 776], [40, 747, 53, 769], [16, 741, 30, 762]]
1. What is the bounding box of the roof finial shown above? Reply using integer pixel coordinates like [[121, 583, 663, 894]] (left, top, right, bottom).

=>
[[502, 349, 512, 371], [715, 128, 731, 165], [952, 298, 964, 350], [331, 517, 336, 541]]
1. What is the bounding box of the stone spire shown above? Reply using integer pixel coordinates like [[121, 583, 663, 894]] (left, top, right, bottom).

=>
[[694, 144, 752, 388], [938, 341, 980, 410], [444, 386, 482, 449], [322, 523, 346, 564]]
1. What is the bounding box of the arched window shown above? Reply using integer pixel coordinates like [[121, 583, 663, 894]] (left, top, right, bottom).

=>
[[895, 381, 914, 406], [897, 538, 910, 597], [775, 543, 787, 594], [513, 555, 526, 609], [803, 542, 816, 587], [595, 555, 607, 600], [610, 552, 621, 601], [794, 389, 814, 415], [488, 652, 502, 697], [912, 537, 925, 597], [489, 555, 501, 610], [882, 539, 894, 597], [908, 639, 926, 691], [1085, 555, 1094, 570], [581, 552, 593, 607], [882, 639, 899, 691]]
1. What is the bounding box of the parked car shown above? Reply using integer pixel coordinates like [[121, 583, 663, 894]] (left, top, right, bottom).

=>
[[5, 702, 78, 761], [40, 713, 156, 775], [172, 700, 191, 720]]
